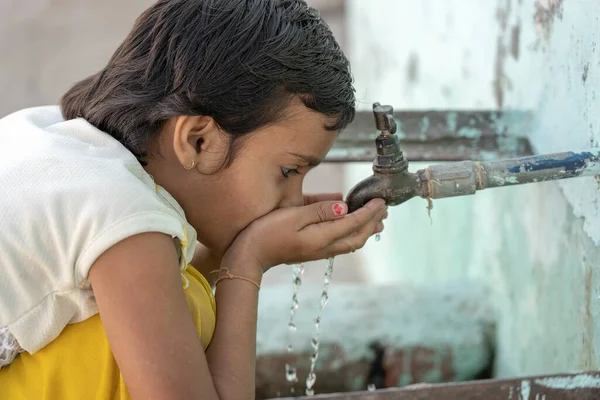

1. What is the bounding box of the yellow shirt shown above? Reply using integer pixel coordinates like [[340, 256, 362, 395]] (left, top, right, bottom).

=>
[[0, 266, 216, 400]]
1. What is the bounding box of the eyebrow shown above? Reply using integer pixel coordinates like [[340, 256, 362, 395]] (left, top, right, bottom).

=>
[[288, 152, 322, 167]]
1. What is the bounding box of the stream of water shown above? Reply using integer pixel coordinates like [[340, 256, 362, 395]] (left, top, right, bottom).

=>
[[285, 234, 380, 395], [305, 257, 335, 396], [285, 263, 305, 390]]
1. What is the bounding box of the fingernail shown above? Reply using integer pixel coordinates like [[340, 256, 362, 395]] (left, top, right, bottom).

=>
[[333, 203, 347, 216]]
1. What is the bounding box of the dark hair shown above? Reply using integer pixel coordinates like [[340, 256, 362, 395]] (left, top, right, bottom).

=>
[[60, 0, 355, 165]]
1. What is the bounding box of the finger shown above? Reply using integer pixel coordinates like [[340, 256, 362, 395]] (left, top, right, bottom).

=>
[[305, 198, 386, 241], [328, 210, 386, 255], [327, 214, 383, 255], [297, 200, 349, 227], [304, 193, 344, 205], [352, 208, 385, 241]]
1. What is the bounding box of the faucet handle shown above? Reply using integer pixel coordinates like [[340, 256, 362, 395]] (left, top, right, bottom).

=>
[[372, 103, 397, 135]]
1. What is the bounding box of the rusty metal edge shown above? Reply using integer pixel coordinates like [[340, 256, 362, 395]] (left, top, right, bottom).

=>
[[327, 110, 534, 162], [347, 109, 534, 140], [273, 371, 600, 400]]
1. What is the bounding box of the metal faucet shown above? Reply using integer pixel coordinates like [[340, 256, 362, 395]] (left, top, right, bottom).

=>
[[345, 103, 600, 213]]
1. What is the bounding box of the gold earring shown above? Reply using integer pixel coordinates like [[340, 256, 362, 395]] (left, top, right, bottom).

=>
[[184, 160, 196, 170]]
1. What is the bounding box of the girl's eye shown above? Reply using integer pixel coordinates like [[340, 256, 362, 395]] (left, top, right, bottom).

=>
[[281, 167, 300, 178]]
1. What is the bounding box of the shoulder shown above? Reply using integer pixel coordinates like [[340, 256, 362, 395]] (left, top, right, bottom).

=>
[[0, 106, 196, 356], [0, 105, 194, 294]]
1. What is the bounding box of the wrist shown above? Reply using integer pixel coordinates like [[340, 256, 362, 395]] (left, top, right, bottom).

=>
[[220, 249, 264, 284]]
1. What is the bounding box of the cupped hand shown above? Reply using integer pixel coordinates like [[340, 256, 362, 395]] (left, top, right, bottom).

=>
[[304, 192, 387, 233], [225, 198, 387, 272]]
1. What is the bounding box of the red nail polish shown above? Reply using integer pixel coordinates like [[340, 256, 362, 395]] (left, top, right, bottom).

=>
[[333, 203, 345, 216]]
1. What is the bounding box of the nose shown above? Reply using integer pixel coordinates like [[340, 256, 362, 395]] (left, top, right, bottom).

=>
[[278, 180, 304, 208]]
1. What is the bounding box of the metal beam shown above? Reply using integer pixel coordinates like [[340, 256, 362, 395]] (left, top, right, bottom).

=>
[[326, 110, 534, 162], [273, 371, 600, 400]]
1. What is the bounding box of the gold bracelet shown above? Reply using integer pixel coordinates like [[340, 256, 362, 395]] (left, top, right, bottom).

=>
[[213, 268, 261, 290]]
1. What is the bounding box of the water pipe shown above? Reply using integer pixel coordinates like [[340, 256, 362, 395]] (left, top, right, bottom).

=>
[[346, 103, 600, 213]]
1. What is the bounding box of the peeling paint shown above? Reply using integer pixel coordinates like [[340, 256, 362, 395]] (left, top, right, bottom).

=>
[[534, 0, 564, 43], [583, 63, 589, 83], [446, 112, 458, 133], [520, 380, 531, 400], [506, 151, 600, 174], [419, 116, 430, 140], [457, 127, 482, 139], [534, 373, 600, 389], [492, 175, 520, 185], [393, 118, 407, 140]]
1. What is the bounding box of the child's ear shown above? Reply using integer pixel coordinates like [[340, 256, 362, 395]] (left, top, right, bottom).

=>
[[171, 116, 229, 174]]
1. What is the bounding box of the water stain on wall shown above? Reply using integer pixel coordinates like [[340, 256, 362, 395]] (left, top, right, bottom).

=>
[[511, 23, 521, 59], [494, 0, 515, 108], [582, 63, 590, 83], [406, 53, 419, 85], [534, 0, 565, 44]]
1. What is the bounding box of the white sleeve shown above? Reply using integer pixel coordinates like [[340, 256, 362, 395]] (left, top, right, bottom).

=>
[[63, 169, 191, 287], [74, 210, 185, 287], [0, 108, 194, 355]]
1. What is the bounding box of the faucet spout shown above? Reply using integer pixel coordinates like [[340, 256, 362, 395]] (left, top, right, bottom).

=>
[[346, 168, 418, 213], [346, 103, 418, 213], [344, 102, 600, 214]]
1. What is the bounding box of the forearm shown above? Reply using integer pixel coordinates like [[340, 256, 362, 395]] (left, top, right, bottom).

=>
[[205, 259, 263, 400]]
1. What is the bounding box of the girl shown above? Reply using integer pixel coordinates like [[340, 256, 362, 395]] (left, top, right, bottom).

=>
[[0, 0, 386, 399]]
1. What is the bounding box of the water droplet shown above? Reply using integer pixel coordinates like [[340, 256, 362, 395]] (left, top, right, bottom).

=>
[[285, 264, 305, 387], [285, 364, 298, 383], [367, 384, 376, 391], [306, 372, 316, 389], [310, 351, 318, 364], [304, 257, 335, 396], [375, 233, 381, 242]]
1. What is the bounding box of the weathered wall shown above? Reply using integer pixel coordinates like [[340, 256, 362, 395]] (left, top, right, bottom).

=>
[[346, 0, 600, 378]]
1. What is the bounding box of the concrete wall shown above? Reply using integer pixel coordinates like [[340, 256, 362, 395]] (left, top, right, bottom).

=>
[[346, 0, 600, 378]]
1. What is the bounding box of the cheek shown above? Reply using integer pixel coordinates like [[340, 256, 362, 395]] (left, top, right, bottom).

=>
[[224, 168, 281, 221]]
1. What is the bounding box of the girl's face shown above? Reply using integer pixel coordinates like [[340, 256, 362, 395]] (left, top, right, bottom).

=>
[[145, 100, 339, 255]]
